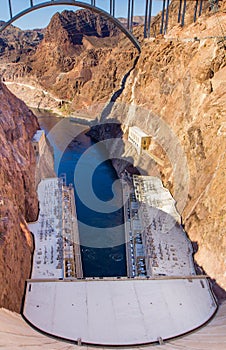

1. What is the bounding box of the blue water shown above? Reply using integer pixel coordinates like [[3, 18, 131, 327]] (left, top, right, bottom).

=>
[[38, 115, 126, 277]]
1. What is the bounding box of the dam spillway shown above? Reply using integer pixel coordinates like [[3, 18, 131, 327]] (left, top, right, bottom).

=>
[[25, 178, 217, 346]]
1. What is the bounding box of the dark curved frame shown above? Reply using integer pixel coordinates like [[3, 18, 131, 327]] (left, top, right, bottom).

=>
[[0, 0, 141, 53]]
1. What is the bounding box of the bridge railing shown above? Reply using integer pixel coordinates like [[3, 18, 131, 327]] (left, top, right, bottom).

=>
[[2, 0, 221, 39]]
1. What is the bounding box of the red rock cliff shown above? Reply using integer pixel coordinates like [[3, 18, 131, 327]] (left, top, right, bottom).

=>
[[0, 81, 39, 312]]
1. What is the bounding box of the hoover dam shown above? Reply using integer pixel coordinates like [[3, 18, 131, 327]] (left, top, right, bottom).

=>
[[0, 0, 225, 349]]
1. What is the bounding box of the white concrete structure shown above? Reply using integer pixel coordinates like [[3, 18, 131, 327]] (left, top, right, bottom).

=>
[[133, 175, 181, 223], [32, 130, 46, 159], [29, 178, 64, 279], [128, 126, 151, 155], [28, 178, 82, 279], [132, 175, 195, 277], [24, 278, 217, 346], [143, 215, 195, 276]]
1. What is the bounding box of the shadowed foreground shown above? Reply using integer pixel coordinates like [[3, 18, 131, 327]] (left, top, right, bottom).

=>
[[0, 301, 225, 349]]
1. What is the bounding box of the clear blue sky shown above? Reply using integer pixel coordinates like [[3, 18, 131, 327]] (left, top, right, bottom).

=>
[[1, 0, 163, 29]]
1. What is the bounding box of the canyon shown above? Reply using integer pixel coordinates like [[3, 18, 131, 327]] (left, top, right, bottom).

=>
[[0, 0, 225, 348]]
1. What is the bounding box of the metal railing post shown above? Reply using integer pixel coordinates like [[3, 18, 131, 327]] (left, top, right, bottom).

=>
[[164, 0, 170, 34], [199, 0, 203, 17], [127, 0, 131, 30], [113, 0, 115, 17], [194, 0, 199, 22], [8, 0, 13, 19], [181, 0, 187, 27], [147, 0, 153, 38], [130, 0, 134, 33], [160, 0, 166, 34], [178, 0, 182, 23], [144, 0, 149, 38]]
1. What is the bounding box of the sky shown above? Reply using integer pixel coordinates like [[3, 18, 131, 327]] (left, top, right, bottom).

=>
[[0, 0, 163, 30]]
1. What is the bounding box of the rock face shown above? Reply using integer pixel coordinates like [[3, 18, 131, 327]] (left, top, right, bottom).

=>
[[30, 9, 119, 75], [0, 21, 43, 63], [0, 81, 39, 312], [150, 0, 226, 36], [0, 9, 137, 115], [26, 9, 137, 112], [45, 9, 119, 43]]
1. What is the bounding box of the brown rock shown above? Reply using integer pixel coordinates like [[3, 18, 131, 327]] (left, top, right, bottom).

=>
[[0, 81, 39, 312], [0, 21, 43, 63]]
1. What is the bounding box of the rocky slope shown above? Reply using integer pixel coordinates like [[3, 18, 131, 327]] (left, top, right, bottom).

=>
[[151, 0, 225, 36], [0, 9, 137, 115], [0, 81, 39, 312], [0, 21, 43, 63], [30, 9, 120, 77]]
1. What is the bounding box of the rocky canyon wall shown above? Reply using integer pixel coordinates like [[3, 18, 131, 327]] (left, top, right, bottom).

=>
[[0, 81, 39, 312], [99, 9, 226, 295]]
